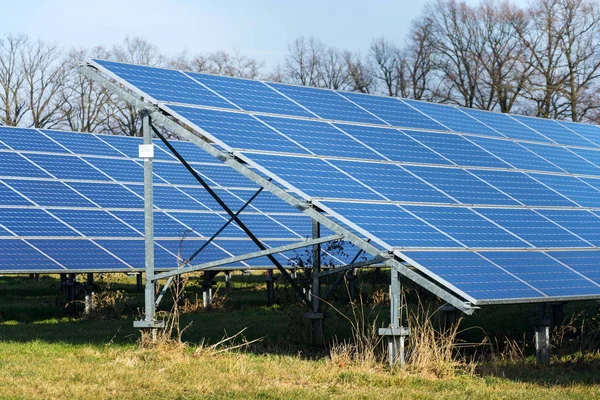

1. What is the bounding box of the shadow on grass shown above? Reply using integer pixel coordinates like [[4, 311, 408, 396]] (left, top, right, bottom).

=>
[[1, 274, 600, 387]]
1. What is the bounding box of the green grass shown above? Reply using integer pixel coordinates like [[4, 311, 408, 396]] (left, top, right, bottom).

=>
[[0, 273, 599, 399]]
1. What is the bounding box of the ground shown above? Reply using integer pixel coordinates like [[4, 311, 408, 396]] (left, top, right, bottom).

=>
[[0, 272, 599, 399]]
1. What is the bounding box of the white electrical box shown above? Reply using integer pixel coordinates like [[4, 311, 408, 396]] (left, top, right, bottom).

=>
[[138, 144, 155, 158]]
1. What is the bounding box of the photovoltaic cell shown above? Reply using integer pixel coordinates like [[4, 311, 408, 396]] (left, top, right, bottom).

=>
[[257, 116, 384, 160], [24, 154, 109, 181], [475, 208, 590, 248], [402, 251, 543, 300], [334, 124, 450, 165], [0, 153, 50, 178], [510, 115, 595, 147], [0, 208, 79, 237], [0, 181, 35, 206], [529, 174, 600, 208], [522, 143, 600, 176], [405, 166, 519, 206], [0, 127, 67, 153], [5, 180, 96, 208], [470, 170, 575, 207], [30, 239, 131, 270], [41, 130, 124, 157], [245, 153, 384, 200], [268, 83, 382, 124], [403, 100, 503, 137], [0, 240, 64, 270], [321, 202, 461, 248], [403, 130, 510, 168], [456, 108, 551, 143], [92, 59, 237, 109], [404, 206, 528, 248], [338, 93, 447, 131], [549, 251, 600, 284], [189, 73, 314, 117], [329, 160, 453, 203], [538, 210, 600, 246], [466, 136, 563, 173], [168, 105, 308, 154], [557, 121, 600, 147], [480, 251, 600, 297]]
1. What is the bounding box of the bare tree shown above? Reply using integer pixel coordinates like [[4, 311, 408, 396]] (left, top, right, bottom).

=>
[[59, 47, 112, 133], [368, 37, 402, 96], [344, 51, 376, 93], [284, 36, 323, 86], [0, 33, 27, 126]]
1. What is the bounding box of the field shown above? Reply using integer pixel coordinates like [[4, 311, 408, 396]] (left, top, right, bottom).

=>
[[0, 272, 599, 399]]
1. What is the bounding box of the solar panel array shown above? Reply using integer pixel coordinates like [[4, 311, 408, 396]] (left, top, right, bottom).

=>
[[90, 59, 600, 304], [0, 126, 355, 273]]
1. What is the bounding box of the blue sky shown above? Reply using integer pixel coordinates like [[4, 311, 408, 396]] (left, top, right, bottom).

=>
[[2, 0, 529, 68]]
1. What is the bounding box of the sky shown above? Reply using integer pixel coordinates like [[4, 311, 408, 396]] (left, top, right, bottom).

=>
[[2, 0, 530, 68]]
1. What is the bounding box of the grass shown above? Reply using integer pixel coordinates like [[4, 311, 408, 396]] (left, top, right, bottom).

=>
[[0, 272, 599, 399]]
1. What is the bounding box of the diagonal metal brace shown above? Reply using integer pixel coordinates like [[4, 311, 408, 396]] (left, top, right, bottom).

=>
[[152, 125, 313, 306], [316, 256, 386, 278], [152, 234, 343, 280]]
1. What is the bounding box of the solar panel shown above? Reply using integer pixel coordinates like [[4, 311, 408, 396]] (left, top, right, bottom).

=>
[[0, 126, 339, 273], [86, 59, 600, 304]]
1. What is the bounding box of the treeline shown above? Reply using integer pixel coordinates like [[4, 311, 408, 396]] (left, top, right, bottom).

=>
[[1, 0, 600, 137]]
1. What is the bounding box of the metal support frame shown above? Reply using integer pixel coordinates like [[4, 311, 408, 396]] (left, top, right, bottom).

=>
[[265, 270, 275, 306], [379, 270, 410, 366], [80, 65, 477, 349], [133, 111, 164, 331], [84, 273, 95, 316], [305, 219, 324, 345], [533, 303, 551, 365], [202, 271, 217, 309], [224, 271, 232, 292]]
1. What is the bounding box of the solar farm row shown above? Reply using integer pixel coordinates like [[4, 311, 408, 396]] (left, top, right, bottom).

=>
[[0, 126, 354, 273]]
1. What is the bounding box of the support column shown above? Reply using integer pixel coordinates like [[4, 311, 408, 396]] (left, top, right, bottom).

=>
[[133, 111, 163, 334], [84, 273, 95, 316], [304, 219, 324, 345], [379, 269, 409, 366], [202, 271, 213, 310], [136, 273, 143, 292], [346, 270, 356, 300], [265, 270, 274, 306], [224, 271, 232, 292], [534, 303, 551, 365]]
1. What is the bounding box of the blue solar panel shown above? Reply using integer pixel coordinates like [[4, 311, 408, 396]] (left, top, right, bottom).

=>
[[510, 115, 595, 147], [96, 134, 174, 161], [538, 210, 600, 246], [329, 160, 453, 203], [163, 140, 217, 163], [480, 251, 600, 297], [338, 93, 447, 131], [42, 130, 124, 157], [96, 240, 178, 270], [529, 174, 600, 208], [321, 202, 460, 248], [556, 121, 600, 147], [466, 136, 563, 173], [5, 180, 96, 207], [405, 166, 519, 206], [93, 59, 237, 109], [0, 240, 64, 270], [111, 211, 196, 238], [522, 143, 600, 175], [0, 153, 50, 178], [189, 73, 314, 117], [257, 116, 385, 160], [402, 251, 543, 300], [549, 251, 600, 285], [403, 100, 503, 137], [475, 208, 590, 248], [470, 170, 575, 207], [23, 154, 108, 181], [456, 108, 551, 142], [404, 206, 528, 248], [403, 130, 510, 168], [192, 165, 259, 188], [0, 181, 34, 206], [168, 105, 308, 154], [67, 182, 143, 208], [157, 239, 236, 266], [0, 127, 67, 153], [84, 157, 143, 182], [50, 209, 141, 238], [30, 239, 132, 270], [568, 148, 600, 170], [126, 184, 208, 211], [245, 153, 383, 200], [268, 83, 382, 124], [0, 209, 78, 237], [334, 124, 451, 165]]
